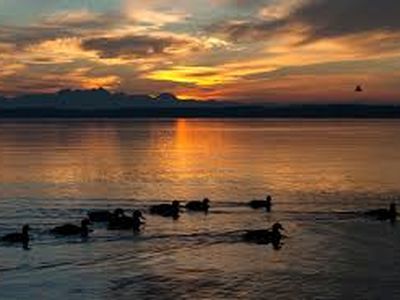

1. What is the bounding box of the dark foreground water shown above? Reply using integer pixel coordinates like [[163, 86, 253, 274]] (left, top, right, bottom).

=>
[[1, 119, 400, 299]]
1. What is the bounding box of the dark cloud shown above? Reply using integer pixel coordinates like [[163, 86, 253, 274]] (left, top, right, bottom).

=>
[[291, 0, 400, 41], [0, 25, 72, 46], [212, 0, 400, 43], [218, 0, 268, 9], [82, 35, 191, 58], [211, 19, 284, 42], [0, 11, 126, 47]]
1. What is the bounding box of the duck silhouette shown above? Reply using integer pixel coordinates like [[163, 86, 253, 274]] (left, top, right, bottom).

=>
[[150, 201, 180, 219], [132, 210, 146, 232], [108, 210, 146, 231], [248, 195, 272, 212], [50, 219, 92, 237], [355, 85, 363, 92], [364, 203, 397, 222], [88, 208, 123, 223], [108, 209, 129, 230], [185, 198, 210, 213], [1, 225, 30, 249], [243, 222, 284, 247]]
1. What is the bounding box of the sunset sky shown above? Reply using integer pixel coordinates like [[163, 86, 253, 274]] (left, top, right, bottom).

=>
[[0, 0, 399, 102]]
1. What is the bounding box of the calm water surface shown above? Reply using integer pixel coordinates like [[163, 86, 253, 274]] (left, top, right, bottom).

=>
[[1, 119, 400, 299]]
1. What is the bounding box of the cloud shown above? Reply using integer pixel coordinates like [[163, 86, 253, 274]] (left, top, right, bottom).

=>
[[259, 0, 302, 19], [126, 9, 189, 28], [244, 56, 400, 81], [0, 24, 73, 47], [0, 10, 126, 48], [211, 19, 287, 42], [41, 10, 126, 31], [23, 38, 96, 65], [290, 0, 400, 41], [212, 0, 400, 44], [0, 65, 120, 96], [82, 34, 199, 59]]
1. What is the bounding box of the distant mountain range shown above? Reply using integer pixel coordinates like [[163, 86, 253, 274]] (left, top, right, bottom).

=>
[[0, 88, 234, 110], [1, 88, 400, 118]]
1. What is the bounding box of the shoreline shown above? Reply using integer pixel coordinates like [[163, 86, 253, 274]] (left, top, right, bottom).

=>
[[1, 105, 400, 119]]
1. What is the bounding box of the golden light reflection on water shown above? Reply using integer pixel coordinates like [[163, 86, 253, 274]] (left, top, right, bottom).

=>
[[1, 120, 400, 300], [0, 119, 400, 200]]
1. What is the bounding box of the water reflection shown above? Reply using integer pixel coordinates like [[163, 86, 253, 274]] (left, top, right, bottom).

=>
[[0, 119, 400, 201]]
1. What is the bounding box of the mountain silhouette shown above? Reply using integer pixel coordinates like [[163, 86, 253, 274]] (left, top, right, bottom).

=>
[[0, 88, 399, 118], [0, 88, 230, 110]]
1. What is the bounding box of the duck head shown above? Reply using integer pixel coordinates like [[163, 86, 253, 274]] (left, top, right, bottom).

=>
[[22, 225, 30, 235], [172, 200, 180, 208], [133, 210, 146, 220], [272, 222, 284, 233], [203, 198, 210, 205], [390, 203, 397, 214], [266, 195, 272, 202], [81, 218, 92, 228]]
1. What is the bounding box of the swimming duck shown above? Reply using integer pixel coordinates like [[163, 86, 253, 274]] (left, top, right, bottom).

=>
[[132, 210, 146, 232], [50, 219, 91, 237], [88, 210, 112, 222], [1, 225, 30, 249], [248, 195, 272, 212], [108, 209, 130, 229], [364, 203, 397, 222], [185, 198, 210, 213], [243, 222, 284, 245], [108, 210, 146, 231], [88, 208, 123, 222], [150, 201, 180, 218]]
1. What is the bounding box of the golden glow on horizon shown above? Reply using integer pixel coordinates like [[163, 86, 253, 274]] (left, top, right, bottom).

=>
[[81, 75, 120, 90], [148, 66, 236, 86]]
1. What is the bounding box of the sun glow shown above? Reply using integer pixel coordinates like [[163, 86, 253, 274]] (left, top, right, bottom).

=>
[[148, 66, 236, 86]]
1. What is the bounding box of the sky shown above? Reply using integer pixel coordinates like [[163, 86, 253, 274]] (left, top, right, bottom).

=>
[[0, 0, 399, 103]]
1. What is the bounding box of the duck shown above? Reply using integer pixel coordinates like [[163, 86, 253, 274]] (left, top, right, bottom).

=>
[[150, 201, 180, 218], [364, 203, 397, 222], [108, 209, 130, 229], [108, 210, 146, 231], [185, 198, 210, 213], [50, 219, 92, 237], [132, 210, 146, 232], [88, 208, 123, 223], [248, 195, 272, 212], [243, 222, 284, 246], [1, 225, 30, 249]]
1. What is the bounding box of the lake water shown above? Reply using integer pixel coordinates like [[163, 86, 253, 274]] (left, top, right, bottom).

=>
[[1, 119, 400, 299]]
